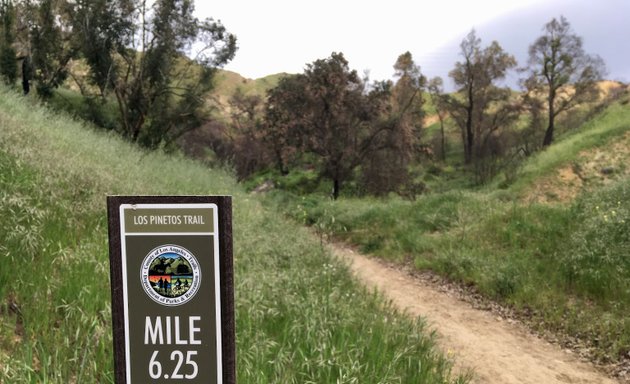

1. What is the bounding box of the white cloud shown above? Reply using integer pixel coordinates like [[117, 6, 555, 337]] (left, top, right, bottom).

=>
[[194, 0, 629, 84]]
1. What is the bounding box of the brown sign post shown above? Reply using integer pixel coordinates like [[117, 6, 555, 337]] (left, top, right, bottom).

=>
[[107, 196, 235, 384]]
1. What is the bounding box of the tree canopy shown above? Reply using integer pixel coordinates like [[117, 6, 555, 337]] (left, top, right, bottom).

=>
[[0, 0, 17, 85], [362, 52, 426, 196], [524, 16, 605, 147], [0, 0, 236, 149], [263, 52, 406, 199], [445, 30, 518, 169], [71, 0, 237, 148]]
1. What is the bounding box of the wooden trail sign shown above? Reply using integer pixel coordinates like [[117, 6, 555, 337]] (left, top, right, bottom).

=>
[[107, 196, 235, 384]]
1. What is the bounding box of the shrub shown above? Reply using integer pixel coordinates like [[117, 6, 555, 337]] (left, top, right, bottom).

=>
[[561, 182, 630, 301]]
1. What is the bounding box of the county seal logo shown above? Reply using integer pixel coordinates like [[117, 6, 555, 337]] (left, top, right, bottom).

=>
[[140, 245, 201, 306]]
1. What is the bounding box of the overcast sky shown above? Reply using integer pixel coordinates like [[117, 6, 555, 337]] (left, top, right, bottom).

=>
[[195, 0, 629, 88]]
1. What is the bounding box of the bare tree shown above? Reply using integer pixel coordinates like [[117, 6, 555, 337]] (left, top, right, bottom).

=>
[[445, 30, 518, 167], [427, 77, 448, 161], [362, 52, 426, 196], [71, 0, 237, 149], [523, 16, 605, 147]]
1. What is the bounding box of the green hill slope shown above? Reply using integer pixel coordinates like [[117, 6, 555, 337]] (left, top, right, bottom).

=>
[[0, 87, 466, 383], [501, 101, 630, 200], [267, 97, 630, 371], [212, 70, 287, 97], [210, 70, 287, 112]]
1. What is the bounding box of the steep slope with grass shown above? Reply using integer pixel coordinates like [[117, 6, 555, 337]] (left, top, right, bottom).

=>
[[506, 102, 630, 201], [266, 97, 630, 378], [0, 86, 466, 383]]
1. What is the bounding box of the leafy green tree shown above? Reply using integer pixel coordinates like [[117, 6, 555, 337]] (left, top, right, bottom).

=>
[[71, 0, 135, 98], [29, 0, 76, 97], [0, 0, 17, 85], [12, 1, 35, 94], [523, 16, 605, 147], [445, 30, 518, 166], [72, 0, 236, 148]]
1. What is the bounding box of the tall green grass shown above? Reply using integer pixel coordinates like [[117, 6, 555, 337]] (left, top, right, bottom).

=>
[[265, 100, 630, 363], [0, 87, 467, 382]]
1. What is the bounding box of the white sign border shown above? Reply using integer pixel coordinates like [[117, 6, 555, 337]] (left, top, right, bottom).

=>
[[119, 203, 222, 384]]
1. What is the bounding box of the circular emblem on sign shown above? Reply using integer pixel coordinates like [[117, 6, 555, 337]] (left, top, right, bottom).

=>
[[140, 245, 201, 306]]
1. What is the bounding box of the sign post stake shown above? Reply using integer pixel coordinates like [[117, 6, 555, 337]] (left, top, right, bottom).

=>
[[107, 196, 234, 384]]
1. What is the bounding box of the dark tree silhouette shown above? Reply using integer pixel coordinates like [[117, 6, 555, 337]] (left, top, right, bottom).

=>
[[263, 52, 393, 199], [176, 263, 191, 275]]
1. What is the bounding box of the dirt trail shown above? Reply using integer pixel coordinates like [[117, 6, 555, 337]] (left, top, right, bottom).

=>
[[333, 245, 618, 384]]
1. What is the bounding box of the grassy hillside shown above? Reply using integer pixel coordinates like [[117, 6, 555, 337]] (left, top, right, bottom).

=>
[[267, 98, 630, 367], [502, 102, 630, 198], [212, 70, 287, 97], [211, 70, 287, 110], [0, 86, 467, 382]]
